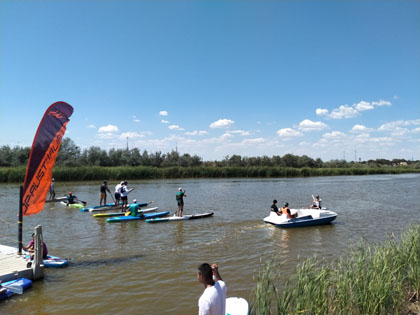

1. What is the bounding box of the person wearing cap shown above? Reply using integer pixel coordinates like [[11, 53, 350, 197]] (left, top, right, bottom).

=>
[[128, 199, 143, 218], [99, 180, 111, 206], [49, 178, 56, 200], [175, 188, 187, 217], [120, 181, 133, 211], [310, 195, 322, 209]]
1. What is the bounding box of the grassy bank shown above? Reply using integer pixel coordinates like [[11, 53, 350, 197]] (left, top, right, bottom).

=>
[[251, 225, 420, 314], [0, 166, 419, 183]]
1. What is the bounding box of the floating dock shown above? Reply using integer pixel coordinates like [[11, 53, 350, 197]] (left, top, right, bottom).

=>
[[0, 245, 34, 282], [0, 226, 45, 282]]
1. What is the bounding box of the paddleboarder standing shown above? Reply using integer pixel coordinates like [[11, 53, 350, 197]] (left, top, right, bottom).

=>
[[99, 180, 111, 206], [49, 178, 56, 200], [176, 188, 186, 217]]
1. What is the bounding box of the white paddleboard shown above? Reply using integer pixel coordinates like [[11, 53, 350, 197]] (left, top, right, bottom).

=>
[[226, 297, 249, 315]]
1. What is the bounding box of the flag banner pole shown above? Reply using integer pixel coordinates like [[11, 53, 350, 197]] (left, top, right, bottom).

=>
[[18, 185, 23, 254]]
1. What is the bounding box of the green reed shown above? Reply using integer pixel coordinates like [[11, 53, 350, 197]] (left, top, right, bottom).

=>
[[250, 225, 420, 315], [0, 166, 419, 182]]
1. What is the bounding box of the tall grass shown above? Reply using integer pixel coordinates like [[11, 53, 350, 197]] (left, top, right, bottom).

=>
[[0, 166, 419, 182], [250, 225, 420, 314]]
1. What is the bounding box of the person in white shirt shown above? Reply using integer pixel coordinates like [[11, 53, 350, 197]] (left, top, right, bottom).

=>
[[114, 181, 123, 207], [197, 263, 227, 315]]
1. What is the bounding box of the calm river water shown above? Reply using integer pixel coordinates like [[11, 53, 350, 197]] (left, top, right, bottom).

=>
[[1, 174, 419, 314]]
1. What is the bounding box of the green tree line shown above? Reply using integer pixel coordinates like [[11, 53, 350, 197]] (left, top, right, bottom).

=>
[[1, 137, 419, 168]]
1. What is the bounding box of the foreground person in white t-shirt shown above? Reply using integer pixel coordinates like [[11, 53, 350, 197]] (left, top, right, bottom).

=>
[[197, 263, 227, 315]]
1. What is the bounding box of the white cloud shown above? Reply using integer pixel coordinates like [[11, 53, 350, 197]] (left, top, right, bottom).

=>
[[276, 128, 303, 138], [227, 130, 251, 136], [322, 131, 346, 139], [132, 115, 140, 123], [329, 105, 359, 119], [161, 120, 169, 124], [98, 124, 119, 133], [316, 108, 329, 116], [185, 130, 208, 136], [298, 119, 328, 131], [372, 100, 392, 107], [220, 132, 233, 140], [378, 119, 420, 132], [241, 138, 265, 144], [210, 118, 235, 129], [355, 101, 374, 112], [350, 124, 373, 133], [159, 110, 168, 116], [320, 99, 392, 120], [168, 124, 184, 131], [120, 132, 145, 139], [97, 132, 117, 139], [87, 124, 96, 129]]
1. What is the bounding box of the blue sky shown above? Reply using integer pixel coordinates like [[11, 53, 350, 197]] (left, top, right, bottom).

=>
[[1, 1, 419, 161]]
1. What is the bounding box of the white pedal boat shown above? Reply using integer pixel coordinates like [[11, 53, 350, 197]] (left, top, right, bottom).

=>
[[263, 208, 337, 228]]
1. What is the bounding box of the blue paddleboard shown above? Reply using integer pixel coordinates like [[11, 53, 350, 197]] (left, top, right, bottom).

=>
[[0, 278, 32, 301], [107, 211, 169, 223]]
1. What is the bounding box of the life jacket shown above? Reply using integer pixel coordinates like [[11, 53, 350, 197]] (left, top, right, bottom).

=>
[[68, 195, 75, 204], [281, 207, 289, 215]]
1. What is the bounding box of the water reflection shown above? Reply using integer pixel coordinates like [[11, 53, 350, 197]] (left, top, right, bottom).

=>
[[174, 222, 184, 244], [69, 254, 145, 268]]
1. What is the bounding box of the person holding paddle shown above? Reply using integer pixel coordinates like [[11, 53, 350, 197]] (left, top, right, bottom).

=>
[[120, 181, 133, 211], [176, 188, 186, 217], [66, 192, 77, 206], [99, 180, 112, 206]]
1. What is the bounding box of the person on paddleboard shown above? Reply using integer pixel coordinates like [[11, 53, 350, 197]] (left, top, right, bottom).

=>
[[99, 180, 111, 206], [197, 263, 227, 315], [128, 199, 144, 218], [120, 181, 133, 211], [176, 188, 186, 217], [49, 178, 56, 200], [114, 181, 123, 207]]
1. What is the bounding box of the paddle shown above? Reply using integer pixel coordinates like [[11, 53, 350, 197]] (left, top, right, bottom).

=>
[[109, 191, 115, 203], [2, 283, 23, 295]]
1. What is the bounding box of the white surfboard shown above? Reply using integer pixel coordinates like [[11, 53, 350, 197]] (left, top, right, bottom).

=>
[[226, 297, 249, 315]]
